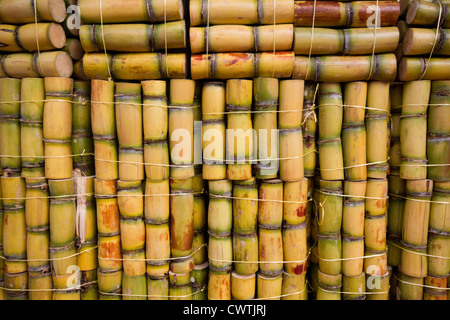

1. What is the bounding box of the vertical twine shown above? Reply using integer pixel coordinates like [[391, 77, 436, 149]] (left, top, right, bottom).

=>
[[99, 0, 113, 81], [419, 0, 443, 80], [367, 0, 379, 80], [33, 0, 46, 76], [305, 0, 317, 80]]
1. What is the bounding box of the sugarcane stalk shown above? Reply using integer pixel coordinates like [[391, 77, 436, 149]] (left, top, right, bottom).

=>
[[398, 57, 450, 81], [19, 78, 46, 176], [0, 78, 21, 175], [293, 54, 397, 82], [80, 21, 186, 53], [318, 83, 344, 181], [82, 53, 187, 81], [226, 79, 253, 180], [406, 0, 450, 27], [427, 80, 450, 181], [115, 83, 144, 181], [400, 179, 433, 278], [294, 27, 399, 55], [191, 52, 295, 80], [256, 272, 283, 300], [231, 272, 256, 300], [0, 23, 66, 52], [78, 0, 184, 24], [294, 1, 400, 27], [366, 81, 390, 179], [190, 0, 294, 26], [400, 80, 431, 180], [0, 52, 73, 79], [0, 0, 67, 24], [403, 28, 450, 56], [190, 24, 293, 54], [253, 78, 279, 179]]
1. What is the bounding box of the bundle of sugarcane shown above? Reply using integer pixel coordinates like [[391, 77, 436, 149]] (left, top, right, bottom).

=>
[[75, 0, 187, 83], [397, 0, 450, 80], [168, 79, 196, 300], [189, 0, 295, 80], [341, 82, 367, 300]]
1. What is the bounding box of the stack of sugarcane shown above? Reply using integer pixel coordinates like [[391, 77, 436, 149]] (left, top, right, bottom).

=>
[[308, 80, 392, 300], [397, 0, 450, 81], [291, 0, 400, 82], [76, 0, 188, 81], [189, 0, 296, 79], [0, 0, 73, 79]]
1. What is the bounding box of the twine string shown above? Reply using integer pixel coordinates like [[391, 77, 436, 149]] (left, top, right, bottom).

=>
[[305, 0, 317, 80], [419, 0, 443, 80], [99, 0, 113, 81]]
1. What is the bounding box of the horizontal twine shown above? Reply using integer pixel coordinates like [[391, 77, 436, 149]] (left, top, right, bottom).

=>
[[387, 240, 450, 260], [97, 244, 206, 263], [0, 246, 98, 262], [0, 281, 98, 293]]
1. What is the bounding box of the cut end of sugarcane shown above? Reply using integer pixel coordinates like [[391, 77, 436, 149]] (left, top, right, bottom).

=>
[[49, 0, 68, 23], [65, 39, 84, 61], [397, 58, 409, 81], [405, 0, 419, 25], [399, 0, 411, 16], [402, 28, 414, 55], [177, 0, 184, 22], [49, 23, 67, 50], [54, 51, 74, 78]]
